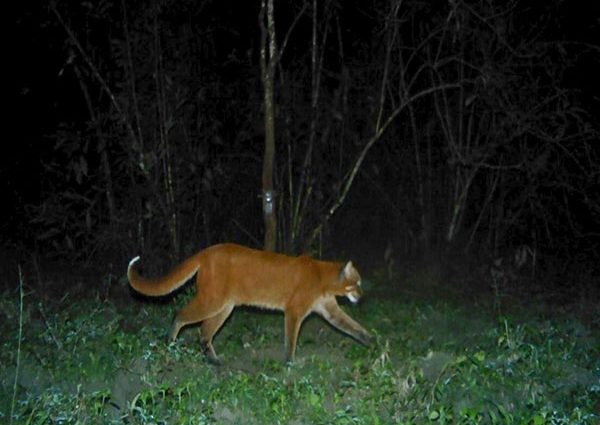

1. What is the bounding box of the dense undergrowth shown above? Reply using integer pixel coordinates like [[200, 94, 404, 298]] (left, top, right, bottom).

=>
[[1, 268, 598, 424]]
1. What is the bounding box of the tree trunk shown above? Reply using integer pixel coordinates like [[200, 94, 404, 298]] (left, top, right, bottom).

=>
[[260, 0, 277, 251]]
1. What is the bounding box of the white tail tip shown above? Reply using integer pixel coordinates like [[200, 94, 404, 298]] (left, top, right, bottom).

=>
[[128, 256, 141, 269]]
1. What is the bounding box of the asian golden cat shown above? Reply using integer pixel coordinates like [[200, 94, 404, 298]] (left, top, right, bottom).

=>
[[127, 243, 372, 364]]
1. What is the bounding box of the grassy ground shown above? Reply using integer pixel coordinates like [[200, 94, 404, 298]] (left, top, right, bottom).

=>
[[1, 268, 598, 424]]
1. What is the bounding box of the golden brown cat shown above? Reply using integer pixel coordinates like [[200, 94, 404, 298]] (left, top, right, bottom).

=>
[[127, 243, 371, 363]]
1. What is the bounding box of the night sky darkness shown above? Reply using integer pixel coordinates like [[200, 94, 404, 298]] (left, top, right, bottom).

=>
[[5, 1, 600, 290]]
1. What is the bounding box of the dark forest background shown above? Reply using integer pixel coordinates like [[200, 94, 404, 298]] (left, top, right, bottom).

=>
[[5, 0, 600, 292]]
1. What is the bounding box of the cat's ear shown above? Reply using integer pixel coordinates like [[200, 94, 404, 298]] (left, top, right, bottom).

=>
[[340, 261, 354, 280]]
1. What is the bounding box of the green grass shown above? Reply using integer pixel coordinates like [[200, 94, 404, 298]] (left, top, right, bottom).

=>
[[1, 274, 598, 424]]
